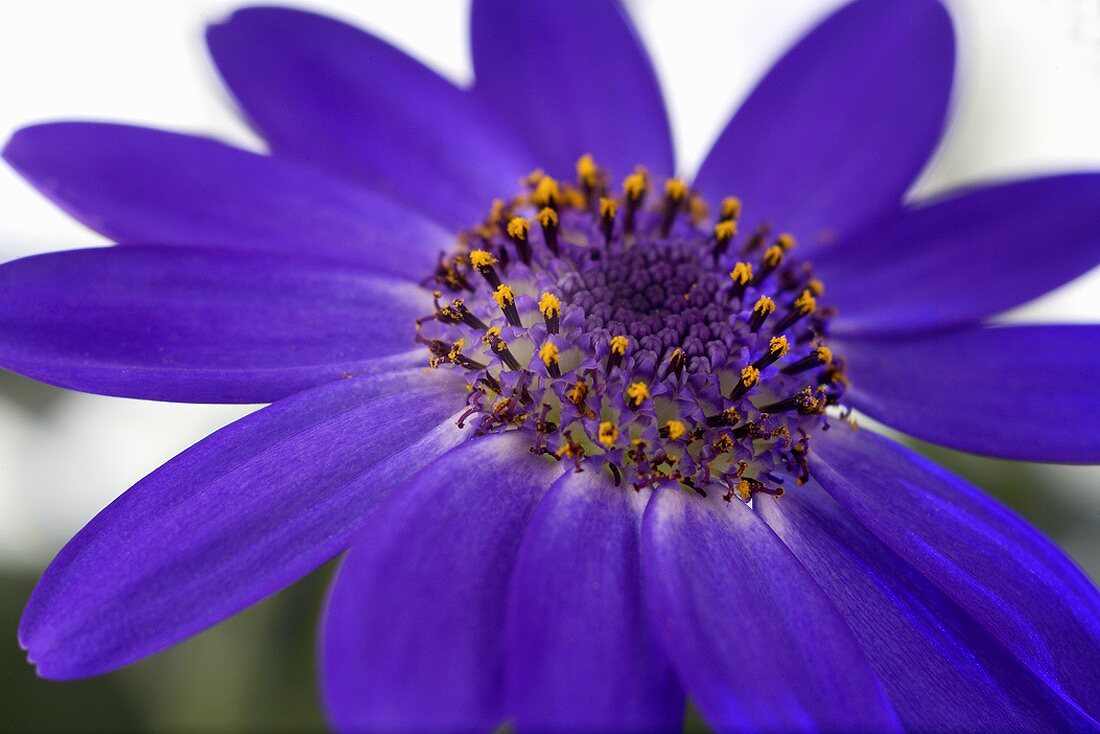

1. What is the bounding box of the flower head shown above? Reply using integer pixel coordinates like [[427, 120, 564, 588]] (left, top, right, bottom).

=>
[[2, 1, 1100, 732]]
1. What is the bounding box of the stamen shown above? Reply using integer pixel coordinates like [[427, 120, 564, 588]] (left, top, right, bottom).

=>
[[748, 295, 775, 333], [537, 207, 560, 255], [492, 284, 522, 327], [729, 365, 759, 400], [599, 197, 618, 245], [626, 381, 650, 409], [607, 335, 629, 371], [538, 292, 561, 334], [758, 387, 826, 416], [754, 245, 784, 286], [531, 175, 560, 210], [506, 216, 532, 265], [598, 421, 619, 447], [719, 196, 742, 222], [713, 220, 737, 261], [623, 171, 648, 234], [469, 249, 502, 288], [730, 261, 753, 299], [782, 345, 832, 375], [660, 179, 688, 237], [539, 341, 561, 378], [773, 289, 817, 333], [753, 336, 790, 371]]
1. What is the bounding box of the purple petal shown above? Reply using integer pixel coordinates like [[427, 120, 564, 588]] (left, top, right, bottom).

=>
[[837, 325, 1100, 462], [757, 483, 1082, 731], [471, 0, 674, 180], [206, 6, 535, 230], [820, 175, 1100, 335], [19, 371, 469, 679], [641, 487, 900, 733], [321, 434, 563, 733], [2, 122, 452, 279], [813, 427, 1100, 725], [0, 246, 428, 403], [694, 0, 954, 252], [504, 468, 682, 733]]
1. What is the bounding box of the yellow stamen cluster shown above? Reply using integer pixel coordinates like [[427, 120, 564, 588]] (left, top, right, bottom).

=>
[[493, 284, 515, 308], [506, 216, 531, 240], [769, 336, 790, 357], [537, 207, 558, 228], [665, 420, 686, 440], [538, 292, 561, 318], [730, 262, 753, 285], [720, 196, 742, 220], [741, 365, 760, 387], [714, 220, 737, 241], [576, 154, 599, 186], [531, 176, 560, 208], [610, 335, 629, 355], [776, 233, 796, 250], [815, 345, 833, 364], [753, 295, 776, 316], [794, 290, 817, 315], [623, 172, 647, 200], [763, 245, 784, 267], [539, 342, 559, 367], [664, 178, 687, 202], [599, 197, 618, 219], [626, 381, 650, 407], [598, 421, 619, 447], [469, 249, 496, 269]]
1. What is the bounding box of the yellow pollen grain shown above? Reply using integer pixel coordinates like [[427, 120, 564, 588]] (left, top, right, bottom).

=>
[[795, 290, 817, 315], [469, 249, 496, 269], [598, 421, 619, 447], [730, 262, 753, 285], [506, 216, 531, 240], [714, 220, 737, 241], [539, 342, 560, 366], [816, 345, 833, 363], [576, 154, 599, 185], [538, 292, 561, 318], [537, 206, 559, 228], [666, 420, 686, 440], [599, 197, 618, 219], [626, 381, 650, 405], [664, 178, 687, 201], [492, 284, 515, 308], [741, 365, 760, 386], [720, 196, 742, 220], [763, 245, 784, 267], [532, 176, 560, 207], [777, 233, 796, 250], [769, 335, 790, 356], [623, 172, 647, 200], [753, 295, 776, 315], [610, 335, 629, 355]]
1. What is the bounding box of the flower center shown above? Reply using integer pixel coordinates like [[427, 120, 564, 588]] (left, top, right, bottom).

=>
[[416, 155, 848, 500]]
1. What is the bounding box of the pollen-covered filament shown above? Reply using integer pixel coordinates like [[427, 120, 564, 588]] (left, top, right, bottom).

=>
[[417, 155, 848, 500]]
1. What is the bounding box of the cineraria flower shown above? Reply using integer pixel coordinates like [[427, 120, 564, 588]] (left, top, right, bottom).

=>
[[2, 0, 1099, 731]]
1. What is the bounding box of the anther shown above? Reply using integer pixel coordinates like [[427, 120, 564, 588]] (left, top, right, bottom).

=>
[[748, 295, 775, 333], [623, 171, 648, 234], [536, 207, 560, 255], [506, 217, 532, 265], [753, 336, 790, 371], [483, 327, 521, 370], [757, 387, 825, 416], [754, 245, 784, 286], [713, 220, 737, 261], [469, 249, 502, 288], [599, 197, 618, 245], [729, 365, 759, 401], [661, 178, 688, 237], [729, 261, 753, 299], [607, 335, 629, 371], [626, 381, 650, 409], [661, 348, 686, 380], [782, 345, 833, 375], [742, 224, 771, 254], [492, 284, 522, 327], [539, 341, 561, 378], [598, 421, 619, 447], [531, 175, 560, 210], [705, 407, 741, 428], [719, 196, 742, 222], [775, 233, 796, 251], [659, 420, 686, 440], [539, 292, 561, 334], [773, 289, 817, 333], [436, 296, 487, 330], [576, 154, 602, 206]]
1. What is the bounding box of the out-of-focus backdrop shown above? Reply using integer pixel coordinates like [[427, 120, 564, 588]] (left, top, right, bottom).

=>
[[1, 1, 1099, 730]]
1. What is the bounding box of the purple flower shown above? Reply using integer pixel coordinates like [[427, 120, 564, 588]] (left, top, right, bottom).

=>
[[2, 0, 1099, 731]]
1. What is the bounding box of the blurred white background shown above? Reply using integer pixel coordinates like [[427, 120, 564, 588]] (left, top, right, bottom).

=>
[[1, 0, 1100, 571]]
